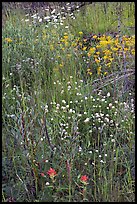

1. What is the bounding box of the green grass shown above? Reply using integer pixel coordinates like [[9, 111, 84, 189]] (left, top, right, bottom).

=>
[[2, 2, 135, 202]]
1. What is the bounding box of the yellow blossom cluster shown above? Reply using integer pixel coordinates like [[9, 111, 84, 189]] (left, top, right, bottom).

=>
[[5, 38, 12, 43], [76, 33, 135, 77]]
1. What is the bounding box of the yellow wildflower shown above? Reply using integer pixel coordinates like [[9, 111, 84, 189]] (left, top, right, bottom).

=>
[[79, 31, 83, 35], [131, 49, 135, 55], [126, 41, 134, 47], [124, 47, 129, 51], [87, 68, 92, 76], [72, 42, 77, 47], [59, 63, 63, 67], [89, 47, 96, 53], [97, 66, 101, 75], [106, 62, 111, 67], [106, 36, 112, 41], [82, 47, 87, 51], [88, 72, 92, 76], [93, 35, 97, 39], [109, 58, 114, 62], [96, 45, 101, 49], [64, 35, 68, 39], [112, 47, 118, 51], [122, 35, 128, 41], [79, 42, 83, 47], [61, 38, 65, 42], [99, 35, 106, 41], [103, 49, 112, 55], [67, 54, 71, 58], [95, 58, 100, 64], [50, 45, 54, 50], [114, 38, 119, 45], [76, 37, 80, 42], [94, 55, 98, 58], [5, 38, 12, 43], [103, 55, 108, 60]]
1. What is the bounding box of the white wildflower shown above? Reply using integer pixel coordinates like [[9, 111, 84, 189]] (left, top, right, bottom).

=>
[[69, 109, 73, 113], [84, 118, 90, 123], [107, 92, 110, 97], [39, 18, 42, 22], [62, 100, 66, 104], [68, 86, 71, 90], [46, 182, 50, 186]]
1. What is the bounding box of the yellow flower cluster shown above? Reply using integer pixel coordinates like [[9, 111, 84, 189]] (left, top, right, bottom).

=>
[[83, 34, 135, 76], [88, 47, 96, 57], [52, 32, 135, 77], [41, 31, 135, 77], [18, 29, 134, 77], [5, 38, 12, 43], [59, 33, 72, 49]]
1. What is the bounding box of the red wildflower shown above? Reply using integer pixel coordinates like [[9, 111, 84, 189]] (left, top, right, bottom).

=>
[[47, 167, 57, 178], [80, 175, 88, 184], [41, 172, 45, 177]]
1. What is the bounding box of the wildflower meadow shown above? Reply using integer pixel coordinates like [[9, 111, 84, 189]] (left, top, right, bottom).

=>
[[2, 2, 135, 202]]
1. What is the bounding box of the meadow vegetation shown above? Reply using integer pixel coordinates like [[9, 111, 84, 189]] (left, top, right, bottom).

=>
[[2, 2, 135, 202]]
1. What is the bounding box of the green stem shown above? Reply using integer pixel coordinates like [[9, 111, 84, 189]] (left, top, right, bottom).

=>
[[68, 180, 72, 202], [2, 190, 6, 202], [82, 186, 87, 201]]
